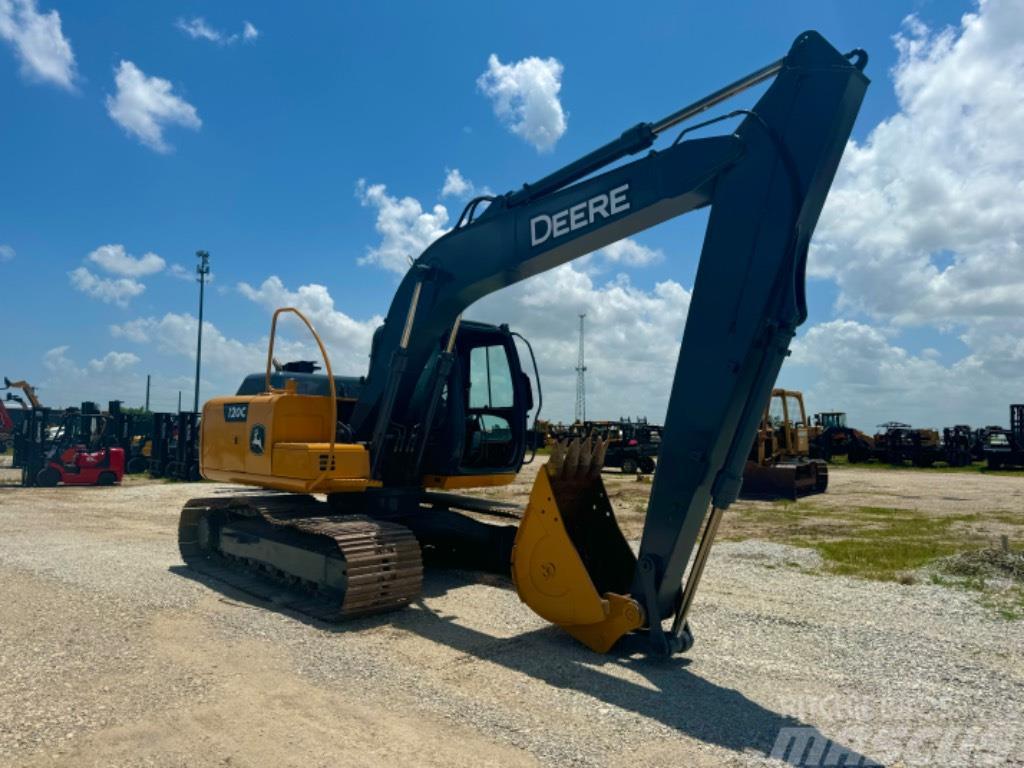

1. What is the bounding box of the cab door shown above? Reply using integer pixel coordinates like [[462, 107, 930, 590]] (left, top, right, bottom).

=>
[[463, 340, 522, 470], [417, 322, 533, 478]]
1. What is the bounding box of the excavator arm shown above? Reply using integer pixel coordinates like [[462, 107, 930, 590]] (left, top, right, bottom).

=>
[[349, 31, 867, 653]]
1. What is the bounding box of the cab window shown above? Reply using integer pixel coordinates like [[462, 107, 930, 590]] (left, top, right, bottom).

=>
[[469, 345, 514, 408], [786, 395, 805, 427]]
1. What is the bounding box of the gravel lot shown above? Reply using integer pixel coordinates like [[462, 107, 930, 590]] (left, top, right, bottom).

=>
[[1, 463, 1022, 767]]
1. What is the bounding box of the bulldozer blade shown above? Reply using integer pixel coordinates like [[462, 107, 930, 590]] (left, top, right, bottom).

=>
[[511, 438, 643, 653], [741, 460, 827, 500]]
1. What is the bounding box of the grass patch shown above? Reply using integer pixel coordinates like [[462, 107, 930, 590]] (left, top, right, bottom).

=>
[[932, 549, 1024, 619], [797, 512, 963, 581], [814, 537, 962, 580], [727, 503, 1024, 586]]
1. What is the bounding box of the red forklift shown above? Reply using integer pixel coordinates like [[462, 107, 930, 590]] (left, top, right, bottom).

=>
[[29, 406, 125, 487]]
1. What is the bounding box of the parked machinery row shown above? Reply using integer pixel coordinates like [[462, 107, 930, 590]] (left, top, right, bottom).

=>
[[107, 406, 201, 481], [808, 404, 1024, 470], [8, 397, 203, 486], [139, 410, 202, 481], [983, 404, 1024, 470]]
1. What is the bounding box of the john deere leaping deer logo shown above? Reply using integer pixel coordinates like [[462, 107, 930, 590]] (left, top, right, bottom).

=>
[[249, 424, 266, 455]]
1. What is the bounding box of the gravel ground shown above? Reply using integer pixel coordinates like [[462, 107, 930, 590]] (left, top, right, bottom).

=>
[[0, 468, 1022, 767]]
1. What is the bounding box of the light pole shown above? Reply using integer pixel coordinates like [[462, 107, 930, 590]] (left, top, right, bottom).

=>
[[193, 250, 210, 413]]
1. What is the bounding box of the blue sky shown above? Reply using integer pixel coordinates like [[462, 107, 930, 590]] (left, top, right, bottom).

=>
[[2, 0, 1022, 429]]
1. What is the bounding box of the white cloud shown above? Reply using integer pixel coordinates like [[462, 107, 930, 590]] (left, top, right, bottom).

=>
[[176, 16, 259, 45], [87, 350, 140, 373], [785, 319, 1018, 429], [441, 168, 473, 198], [69, 244, 166, 306], [111, 313, 264, 372], [237, 276, 381, 373], [106, 60, 201, 153], [109, 313, 286, 406], [477, 53, 567, 152], [356, 179, 450, 273], [0, 0, 75, 89], [470, 268, 690, 421], [0, 244, 14, 262], [109, 309, 321, 405], [87, 243, 166, 277], [39, 346, 143, 406], [596, 239, 664, 267], [796, 0, 1024, 427], [69, 267, 145, 306], [109, 277, 381, 400], [109, 318, 153, 343], [813, 0, 1024, 327], [175, 16, 219, 42]]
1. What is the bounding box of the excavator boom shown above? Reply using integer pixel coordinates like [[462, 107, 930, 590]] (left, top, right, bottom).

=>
[[354, 31, 867, 650]]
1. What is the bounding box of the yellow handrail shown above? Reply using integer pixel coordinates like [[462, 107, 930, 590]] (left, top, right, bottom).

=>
[[264, 307, 337, 494]]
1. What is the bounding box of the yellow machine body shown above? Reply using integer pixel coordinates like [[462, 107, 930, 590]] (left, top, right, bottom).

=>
[[201, 385, 380, 494]]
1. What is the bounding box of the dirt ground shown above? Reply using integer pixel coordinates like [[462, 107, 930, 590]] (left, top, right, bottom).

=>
[[0, 461, 1022, 767]]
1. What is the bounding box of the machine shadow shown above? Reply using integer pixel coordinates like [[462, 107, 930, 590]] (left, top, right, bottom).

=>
[[171, 563, 876, 764]]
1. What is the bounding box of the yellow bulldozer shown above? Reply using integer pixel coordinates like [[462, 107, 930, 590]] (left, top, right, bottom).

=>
[[743, 389, 829, 498], [178, 33, 867, 655]]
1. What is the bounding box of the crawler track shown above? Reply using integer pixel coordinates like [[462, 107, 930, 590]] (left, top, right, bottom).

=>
[[178, 494, 423, 620]]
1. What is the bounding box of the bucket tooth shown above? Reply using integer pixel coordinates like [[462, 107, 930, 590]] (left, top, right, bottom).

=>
[[578, 435, 594, 477], [548, 440, 567, 476], [592, 436, 609, 477], [564, 438, 581, 477]]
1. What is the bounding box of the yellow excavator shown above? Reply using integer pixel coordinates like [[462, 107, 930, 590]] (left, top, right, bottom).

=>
[[3, 377, 43, 409], [179, 32, 868, 655]]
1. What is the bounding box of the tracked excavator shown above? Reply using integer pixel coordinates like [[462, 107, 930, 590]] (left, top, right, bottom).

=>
[[179, 32, 868, 655]]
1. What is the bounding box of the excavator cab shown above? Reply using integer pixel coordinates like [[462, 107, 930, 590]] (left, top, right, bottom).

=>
[[414, 321, 533, 482]]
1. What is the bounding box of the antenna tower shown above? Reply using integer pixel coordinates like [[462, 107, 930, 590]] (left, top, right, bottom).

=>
[[574, 313, 587, 424]]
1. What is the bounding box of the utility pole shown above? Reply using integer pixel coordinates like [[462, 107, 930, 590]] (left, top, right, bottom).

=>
[[193, 250, 210, 413], [144, 374, 151, 411], [574, 313, 587, 425], [178, 391, 182, 412]]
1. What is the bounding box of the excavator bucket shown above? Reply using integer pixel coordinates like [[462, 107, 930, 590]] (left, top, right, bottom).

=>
[[511, 438, 644, 653]]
